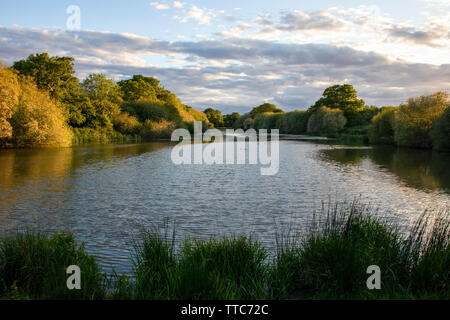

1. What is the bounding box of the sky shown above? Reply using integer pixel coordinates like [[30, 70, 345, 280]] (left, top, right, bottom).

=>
[[0, 0, 449, 113]]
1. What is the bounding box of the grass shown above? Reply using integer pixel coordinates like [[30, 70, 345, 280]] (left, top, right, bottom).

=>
[[0, 232, 105, 300], [271, 202, 449, 300], [0, 202, 448, 300]]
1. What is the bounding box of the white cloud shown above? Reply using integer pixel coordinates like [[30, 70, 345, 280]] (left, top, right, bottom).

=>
[[173, 1, 183, 8], [1, 26, 448, 111], [178, 4, 224, 25], [150, 2, 170, 10]]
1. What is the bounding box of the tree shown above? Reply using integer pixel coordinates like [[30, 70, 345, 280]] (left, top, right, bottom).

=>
[[368, 107, 397, 144], [310, 84, 366, 126], [82, 74, 122, 104], [12, 53, 79, 101], [430, 106, 450, 151], [204, 108, 224, 128], [118, 75, 161, 102], [223, 112, 241, 127], [394, 92, 448, 148], [307, 106, 347, 133], [0, 68, 20, 140], [82, 74, 122, 129], [250, 103, 284, 117], [355, 106, 380, 126], [10, 78, 72, 147]]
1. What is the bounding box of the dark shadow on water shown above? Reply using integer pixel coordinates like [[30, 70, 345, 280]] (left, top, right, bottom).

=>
[[319, 146, 450, 193]]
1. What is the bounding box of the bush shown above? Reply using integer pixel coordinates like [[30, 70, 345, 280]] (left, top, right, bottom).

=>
[[368, 107, 397, 144], [430, 106, 450, 151], [253, 113, 283, 131], [0, 68, 20, 141], [394, 92, 448, 148], [72, 127, 132, 144], [10, 77, 72, 147], [112, 112, 142, 135], [141, 119, 176, 139], [307, 106, 347, 134], [0, 232, 105, 299], [279, 111, 310, 134]]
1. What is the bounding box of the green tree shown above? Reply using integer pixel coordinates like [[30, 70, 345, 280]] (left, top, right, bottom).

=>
[[250, 103, 284, 117], [12, 53, 79, 101], [310, 84, 366, 126], [204, 108, 224, 128], [355, 105, 380, 126], [118, 75, 161, 102], [368, 107, 397, 144], [223, 112, 241, 127], [394, 92, 448, 148], [82, 74, 122, 129], [307, 106, 347, 133], [430, 106, 450, 151]]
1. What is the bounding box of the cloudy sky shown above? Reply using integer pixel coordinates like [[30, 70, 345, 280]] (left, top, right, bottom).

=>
[[0, 0, 449, 113]]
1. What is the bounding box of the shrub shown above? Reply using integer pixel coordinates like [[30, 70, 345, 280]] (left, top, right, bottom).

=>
[[307, 106, 347, 134], [141, 119, 176, 139], [430, 106, 450, 151], [10, 77, 72, 147], [112, 112, 142, 135], [0, 68, 20, 141], [394, 92, 448, 148], [0, 232, 105, 300], [368, 107, 397, 144]]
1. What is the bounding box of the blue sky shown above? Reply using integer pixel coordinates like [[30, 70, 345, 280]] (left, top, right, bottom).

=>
[[1, 0, 449, 113]]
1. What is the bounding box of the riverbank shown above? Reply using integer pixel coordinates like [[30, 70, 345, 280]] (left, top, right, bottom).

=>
[[1, 201, 448, 300]]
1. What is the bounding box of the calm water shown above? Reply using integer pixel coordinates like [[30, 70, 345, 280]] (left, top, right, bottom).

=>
[[0, 140, 449, 274]]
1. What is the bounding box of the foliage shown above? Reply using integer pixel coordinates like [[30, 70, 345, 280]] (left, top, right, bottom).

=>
[[253, 113, 283, 131], [12, 53, 79, 102], [0, 68, 20, 140], [310, 84, 366, 126], [355, 105, 379, 126], [132, 232, 268, 300], [394, 92, 448, 148], [10, 78, 72, 147], [118, 75, 162, 102], [223, 112, 241, 127], [368, 107, 397, 145], [271, 201, 449, 299], [81, 74, 122, 130], [141, 119, 177, 139], [307, 106, 347, 134], [277, 111, 310, 134], [112, 112, 142, 135], [204, 108, 224, 128], [430, 106, 450, 151], [0, 232, 105, 300], [250, 103, 284, 117]]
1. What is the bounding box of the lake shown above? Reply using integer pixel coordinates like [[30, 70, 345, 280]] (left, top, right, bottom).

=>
[[0, 139, 449, 274]]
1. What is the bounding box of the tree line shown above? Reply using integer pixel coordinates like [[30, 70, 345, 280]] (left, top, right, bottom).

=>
[[1, 53, 448, 151], [0, 53, 208, 148], [205, 84, 448, 151]]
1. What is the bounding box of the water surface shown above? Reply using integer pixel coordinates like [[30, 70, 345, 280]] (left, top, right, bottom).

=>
[[0, 140, 448, 273]]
